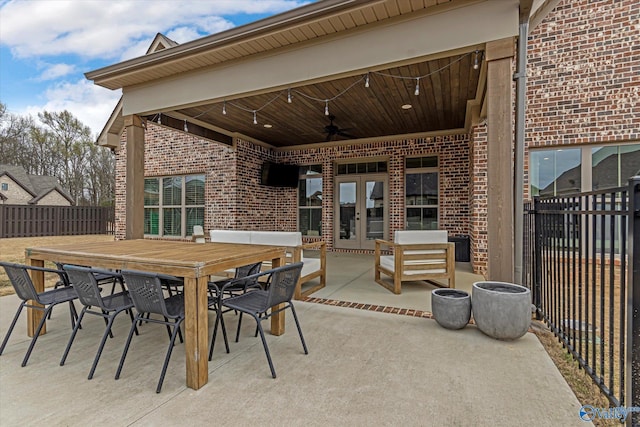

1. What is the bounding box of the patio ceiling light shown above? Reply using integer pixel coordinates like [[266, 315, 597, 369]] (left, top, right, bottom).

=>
[[401, 104, 412, 110]]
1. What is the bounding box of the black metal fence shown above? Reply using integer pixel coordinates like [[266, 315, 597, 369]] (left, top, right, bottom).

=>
[[523, 177, 639, 425], [0, 204, 115, 238]]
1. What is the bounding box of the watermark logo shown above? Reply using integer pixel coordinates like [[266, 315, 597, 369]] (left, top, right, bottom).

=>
[[579, 405, 640, 422]]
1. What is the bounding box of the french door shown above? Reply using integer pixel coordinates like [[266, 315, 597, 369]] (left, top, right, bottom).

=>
[[334, 174, 388, 250]]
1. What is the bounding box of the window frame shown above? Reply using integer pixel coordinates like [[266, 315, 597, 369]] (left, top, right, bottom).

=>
[[297, 165, 323, 237], [144, 174, 205, 238], [405, 156, 439, 230], [530, 142, 640, 196]]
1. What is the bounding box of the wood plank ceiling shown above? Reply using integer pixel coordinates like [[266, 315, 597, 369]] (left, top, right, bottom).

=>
[[172, 51, 481, 148]]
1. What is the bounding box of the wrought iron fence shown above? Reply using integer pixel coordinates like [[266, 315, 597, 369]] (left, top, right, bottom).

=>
[[0, 204, 115, 238], [523, 177, 639, 425]]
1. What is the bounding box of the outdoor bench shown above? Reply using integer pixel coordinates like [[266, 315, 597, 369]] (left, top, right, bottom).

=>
[[209, 230, 326, 299]]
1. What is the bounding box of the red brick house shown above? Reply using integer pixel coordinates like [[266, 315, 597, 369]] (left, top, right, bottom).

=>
[[89, 0, 639, 282]]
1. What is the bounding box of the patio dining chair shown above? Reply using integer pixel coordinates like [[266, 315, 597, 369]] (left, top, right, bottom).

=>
[[54, 261, 125, 295], [207, 261, 262, 359], [117, 269, 186, 393], [219, 262, 308, 378], [60, 265, 138, 380], [0, 261, 79, 367]]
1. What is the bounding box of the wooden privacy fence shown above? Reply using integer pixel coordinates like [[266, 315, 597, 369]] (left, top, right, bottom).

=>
[[0, 205, 115, 238]]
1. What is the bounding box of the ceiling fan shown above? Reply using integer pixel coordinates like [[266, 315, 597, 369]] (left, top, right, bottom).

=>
[[323, 115, 354, 141]]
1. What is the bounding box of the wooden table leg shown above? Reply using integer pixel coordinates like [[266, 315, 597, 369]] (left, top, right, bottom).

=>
[[183, 276, 209, 390], [27, 258, 46, 337], [270, 255, 285, 336]]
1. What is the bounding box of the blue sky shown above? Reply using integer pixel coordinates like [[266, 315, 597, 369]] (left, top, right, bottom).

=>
[[0, 0, 310, 136]]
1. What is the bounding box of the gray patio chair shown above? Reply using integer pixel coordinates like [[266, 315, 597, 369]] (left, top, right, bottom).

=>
[[117, 269, 185, 393], [220, 262, 308, 378], [60, 265, 138, 379], [207, 261, 262, 359], [54, 261, 125, 295], [0, 261, 79, 367]]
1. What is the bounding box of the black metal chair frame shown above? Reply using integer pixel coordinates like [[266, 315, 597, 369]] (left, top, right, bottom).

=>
[[117, 270, 186, 393], [219, 262, 308, 378], [0, 261, 79, 367], [60, 265, 138, 379], [207, 262, 262, 359]]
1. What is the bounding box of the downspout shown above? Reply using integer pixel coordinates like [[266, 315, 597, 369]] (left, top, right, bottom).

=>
[[513, 15, 529, 284]]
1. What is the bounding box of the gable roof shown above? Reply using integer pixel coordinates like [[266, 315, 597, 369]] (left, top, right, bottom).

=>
[[0, 164, 74, 205], [96, 33, 179, 148]]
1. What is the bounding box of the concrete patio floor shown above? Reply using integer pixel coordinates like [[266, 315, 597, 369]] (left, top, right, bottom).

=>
[[0, 253, 588, 426]]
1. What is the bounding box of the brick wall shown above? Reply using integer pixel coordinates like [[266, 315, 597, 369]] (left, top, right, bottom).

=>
[[526, 0, 639, 151], [114, 126, 475, 260], [469, 123, 488, 274]]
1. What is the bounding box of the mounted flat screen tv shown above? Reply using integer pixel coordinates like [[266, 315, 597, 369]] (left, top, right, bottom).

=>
[[261, 162, 300, 188]]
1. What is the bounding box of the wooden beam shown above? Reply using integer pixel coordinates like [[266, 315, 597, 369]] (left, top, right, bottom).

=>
[[124, 115, 145, 240], [485, 38, 515, 282]]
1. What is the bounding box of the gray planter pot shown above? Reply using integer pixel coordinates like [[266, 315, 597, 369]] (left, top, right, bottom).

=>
[[472, 281, 531, 340], [431, 289, 471, 330]]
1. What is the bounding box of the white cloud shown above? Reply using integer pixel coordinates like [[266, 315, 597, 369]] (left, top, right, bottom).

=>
[[37, 63, 76, 81], [0, 0, 310, 136], [20, 79, 121, 137], [0, 0, 308, 60]]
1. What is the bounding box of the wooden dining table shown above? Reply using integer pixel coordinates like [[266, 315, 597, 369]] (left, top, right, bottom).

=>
[[24, 239, 286, 390]]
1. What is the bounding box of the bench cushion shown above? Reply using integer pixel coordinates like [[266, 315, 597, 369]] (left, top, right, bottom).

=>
[[210, 230, 251, 244], [394, 230, 448, 245], [250, 231, 302, 247]]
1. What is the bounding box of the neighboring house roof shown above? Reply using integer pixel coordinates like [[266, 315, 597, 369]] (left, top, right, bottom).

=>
[[0, 192, 7, 201], [0, 164, 74, 205]]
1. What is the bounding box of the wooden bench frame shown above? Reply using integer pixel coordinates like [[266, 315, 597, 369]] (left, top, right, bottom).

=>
[[374, 239, 455, 294]]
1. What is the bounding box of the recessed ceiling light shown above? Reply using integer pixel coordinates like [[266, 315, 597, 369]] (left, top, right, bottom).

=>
[[401, 104, 412, 110], [263, 124, 273, 128]]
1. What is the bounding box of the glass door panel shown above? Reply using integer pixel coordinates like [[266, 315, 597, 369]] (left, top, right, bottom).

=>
[[335, 175, 387, 250], [338, 181, 357, 244], [365, 179, 385, 242]]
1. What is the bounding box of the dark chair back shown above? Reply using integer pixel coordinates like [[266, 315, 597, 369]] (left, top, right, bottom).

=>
[[264, 262, 303, 310], [0, 262, 40, 302], [63, 265, 106, 309], [120, 270, 176, 319], [232, 262, 262, 288]]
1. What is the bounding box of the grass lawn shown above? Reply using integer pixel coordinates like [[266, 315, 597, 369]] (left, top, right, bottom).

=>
[[0, 234, 115, 296]]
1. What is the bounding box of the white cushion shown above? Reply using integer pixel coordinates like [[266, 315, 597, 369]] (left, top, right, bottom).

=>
[[379, 255, 446, 275], [394, 230, 448, 245], [210, 230, 251, 244], [250, 231, 302, 247], [301, 257, 321, 276]]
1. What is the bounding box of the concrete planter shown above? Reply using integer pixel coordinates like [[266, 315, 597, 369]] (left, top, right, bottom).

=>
[[472, 281, 531, 340], [431, 289, 471, 330]]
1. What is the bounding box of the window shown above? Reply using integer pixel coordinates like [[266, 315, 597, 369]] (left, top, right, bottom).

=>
[[144, 175, 205, 237], [1, 183, 7, 191], [405, 156, 439, 230], [530, 143, 640, 196], [592, 144, 640, 190], [336, 161, 387, 175], [530, 149, 581, 196], [298, 165, 322, 237]]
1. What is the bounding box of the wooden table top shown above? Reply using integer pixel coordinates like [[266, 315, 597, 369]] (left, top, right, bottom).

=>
[[26, 239, 286, 278]]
